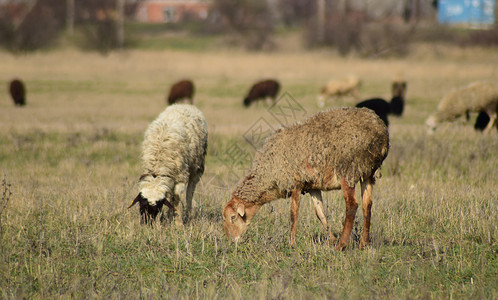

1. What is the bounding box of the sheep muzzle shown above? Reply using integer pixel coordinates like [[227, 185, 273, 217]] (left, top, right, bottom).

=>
[[129, 193, 176, 224]]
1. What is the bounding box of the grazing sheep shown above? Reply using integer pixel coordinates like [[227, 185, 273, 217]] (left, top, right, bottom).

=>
[[223, 107, 389, 250], [9, 79, 26, 106], [355, 98, 391, 126], [243, 79, 280, 107], [318, 75, 361, 108], [355, 79, 406, 126], [167, 79, 195, 105], [426, 81, 498, 133], [129, 104, 208, 225], [355, 95, 405, 126], [390, 78, 407, 116]]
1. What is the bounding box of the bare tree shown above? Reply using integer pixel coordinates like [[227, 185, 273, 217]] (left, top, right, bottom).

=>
[[317, 0, 325, 42], [116, 0, 124, 48], [66, 0, 74, 34]]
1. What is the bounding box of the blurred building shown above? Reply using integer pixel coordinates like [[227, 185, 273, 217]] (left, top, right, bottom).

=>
[[135, 0, 211, 23]]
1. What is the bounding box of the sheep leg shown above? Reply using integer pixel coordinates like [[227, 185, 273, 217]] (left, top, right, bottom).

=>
[[336, 178, 358, 251], [290, 189, 301, 247], [309, 189, 336, 244], [265, 97, 272, 106], [317, 96, 325, 108], [359, 179, 373, 249], [185, 175, 200, 223], [172, 183, 186, 227], [484, 113, 497, 134]]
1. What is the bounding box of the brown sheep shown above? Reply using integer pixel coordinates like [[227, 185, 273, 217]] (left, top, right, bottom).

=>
[[9, 79, 26, 106], [243, 79, 280, 107], [223, 107, 389, 250], [391, 78, 407, 99], [167, 79, 195, 105]]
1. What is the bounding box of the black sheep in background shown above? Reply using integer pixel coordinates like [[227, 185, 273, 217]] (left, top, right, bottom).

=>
[[243, 79, 280, 107], [9, 79, 26, 106], [167, 79, 195, 105], [355, 96, 404, 127], [391, 79, 407, 115], [356, 98, 391, 126], [356, 78, 407, 126]]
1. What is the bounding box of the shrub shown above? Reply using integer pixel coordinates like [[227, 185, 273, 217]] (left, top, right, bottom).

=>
[[465, 26, 498, 47], [306, 10, 414, 58], [0, 0, 65, 52], [210, 0, 275, 50]]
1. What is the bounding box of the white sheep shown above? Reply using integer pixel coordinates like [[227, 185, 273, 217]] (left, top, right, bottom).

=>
[[426, 81, 498, 134], [129, 104, 208, 225], [318, 75, 361, 108], [223, 107, 389, 250]]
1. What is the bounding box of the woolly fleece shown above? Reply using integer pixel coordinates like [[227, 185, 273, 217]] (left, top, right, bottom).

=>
[[429, 81, 498, 125], [233, 107, 389, 204], [139, 104, 207, 206]]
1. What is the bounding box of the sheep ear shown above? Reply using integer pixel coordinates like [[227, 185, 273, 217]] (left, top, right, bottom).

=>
[[128, 193, 142, 209], [236, 204, 245, 217]]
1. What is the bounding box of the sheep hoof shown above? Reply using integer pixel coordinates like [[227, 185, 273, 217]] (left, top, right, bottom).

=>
[[174, 220, 183, 228], [328, 234, 337, 247], [359, 240, 370, 250], [335, 242, 347, 251]]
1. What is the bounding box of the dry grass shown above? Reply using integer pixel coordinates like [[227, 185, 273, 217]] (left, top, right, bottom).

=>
[[0, 45, 497, 298]]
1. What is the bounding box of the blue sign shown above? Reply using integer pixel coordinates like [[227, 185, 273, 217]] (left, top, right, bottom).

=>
[[439, 0, 495, 26]]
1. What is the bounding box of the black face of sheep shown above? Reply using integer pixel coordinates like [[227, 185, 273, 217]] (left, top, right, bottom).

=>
[[129, 193, 175, 224], [9, 79, 26, 106], [243, 79, 280, 107]]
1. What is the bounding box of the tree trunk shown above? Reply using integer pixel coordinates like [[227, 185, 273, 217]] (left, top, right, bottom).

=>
[[117, 0, 125, 49], [317, 0, 325, 42], [66, 0, 75, 35]]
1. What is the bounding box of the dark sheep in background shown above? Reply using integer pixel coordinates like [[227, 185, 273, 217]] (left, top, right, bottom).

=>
[[9, 79, 26, 106], [355, 98, 391, 126], [355, 78, 407, 126], [391, 78, 407, 115], [355, 96, 405, 127], [243, 79, 280, 107], [167, 79, 195, 105], [391, 78, 407, 99]]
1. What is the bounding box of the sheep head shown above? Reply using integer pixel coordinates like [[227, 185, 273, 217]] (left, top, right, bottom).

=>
[[128, 193, 167, 224], [222, 197, 261, 242], [129, 174, 175, 224], [425, 114, 438, 134], [392, 80, 407, 98]]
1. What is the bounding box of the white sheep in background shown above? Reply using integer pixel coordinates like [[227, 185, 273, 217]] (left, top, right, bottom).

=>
[[223, 107, 389, 250], [318, 75, 361, 108], [426, 81, 498, 134], [129, 104, 208, 225]]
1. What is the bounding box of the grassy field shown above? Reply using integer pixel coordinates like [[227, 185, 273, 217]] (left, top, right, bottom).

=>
[[0, 43, 497, 298]]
